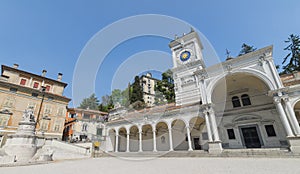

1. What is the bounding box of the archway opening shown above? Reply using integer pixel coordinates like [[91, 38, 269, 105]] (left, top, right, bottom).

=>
[[129, 125, 139, 152], [156, 122, 169, 151], [211, 72, 285, 149], [189, 117, 205, 150], [294, 101, 300, 126], [171, 119, 188, 151], [118, 127, 127, 152], [108, 129, 116, 152], [211, 72, 272, 114], [142, 124, 153, 151]]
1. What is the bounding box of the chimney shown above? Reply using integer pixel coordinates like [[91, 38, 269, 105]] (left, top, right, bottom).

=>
[[57, 73, 63, 81], [13, 64, 19, 69], [42, 70, 47, 77]]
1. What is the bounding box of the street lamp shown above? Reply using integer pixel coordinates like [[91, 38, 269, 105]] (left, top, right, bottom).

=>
[[35, 86, 46, 132]]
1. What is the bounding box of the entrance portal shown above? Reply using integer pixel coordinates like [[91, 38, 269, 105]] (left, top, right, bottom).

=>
[[241, 127, 261, 148], [193, 138, 201, 150]]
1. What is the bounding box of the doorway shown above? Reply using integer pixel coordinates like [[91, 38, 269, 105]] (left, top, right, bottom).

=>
[[193, 138, 201, 150], [240, 126, 262, 148]]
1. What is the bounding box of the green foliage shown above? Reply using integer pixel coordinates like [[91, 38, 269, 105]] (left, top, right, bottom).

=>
[[111, 88, 129, 106], [281, 34, 300, 74], [98, 95, 114, 112], [98, 103, 109, 112], [154, 69, 175, 104], [78, 93, 99, 110], [238, 43, 257, 56], [130, 76, 144, 104], [98, 87, 130, 112]]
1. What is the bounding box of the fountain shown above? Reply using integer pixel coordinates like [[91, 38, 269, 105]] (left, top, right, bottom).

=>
[[1, 107, 38, 163]]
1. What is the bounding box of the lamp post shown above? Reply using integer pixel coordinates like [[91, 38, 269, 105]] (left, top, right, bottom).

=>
[[35, 86, 46, 132]]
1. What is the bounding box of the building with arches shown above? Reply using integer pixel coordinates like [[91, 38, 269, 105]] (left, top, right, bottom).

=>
[[102, 30, 300, 155]]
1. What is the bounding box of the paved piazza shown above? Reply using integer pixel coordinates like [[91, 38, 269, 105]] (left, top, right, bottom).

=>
[[1, 157, 300, 174]]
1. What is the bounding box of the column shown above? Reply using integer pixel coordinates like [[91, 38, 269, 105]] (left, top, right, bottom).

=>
[[168, 128, 174, 151], [274, 97, 294, 137], [204, 112, 213, 142], [186, 126, 193, 151], [126, 133, 130, 152], [28, 77, 33, 87], [115, 131, 119, 152], [139, 130, 143, 152], [208, 109, 220, 141], [284, 97, 300, 136], [105, 129, 109, 153], [152, 125, 157, 152]]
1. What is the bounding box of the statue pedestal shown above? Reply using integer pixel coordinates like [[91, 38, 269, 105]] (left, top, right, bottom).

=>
[[3, 121, 37, 162]]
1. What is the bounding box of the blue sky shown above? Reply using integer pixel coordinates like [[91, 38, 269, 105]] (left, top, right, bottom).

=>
[[0, 1, 299, 107]]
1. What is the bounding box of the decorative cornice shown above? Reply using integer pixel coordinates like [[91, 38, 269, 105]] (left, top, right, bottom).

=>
[[172, 60, 202, 72]]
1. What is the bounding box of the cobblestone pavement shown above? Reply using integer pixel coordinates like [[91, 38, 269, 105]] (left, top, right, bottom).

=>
[[1, 157, 300, 174]]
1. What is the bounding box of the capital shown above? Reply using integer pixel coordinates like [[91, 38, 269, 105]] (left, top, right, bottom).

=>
[[282, 95, 290, 102], [273, 96, 281, 104]]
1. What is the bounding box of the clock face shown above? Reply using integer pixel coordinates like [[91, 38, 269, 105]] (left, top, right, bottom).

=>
[[180, 51, 191, 62]]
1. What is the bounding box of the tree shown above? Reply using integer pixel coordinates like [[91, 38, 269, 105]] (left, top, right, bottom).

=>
[[78, 93, 99, 110], [129, 76, 144, 108], [155, 69, 175, 104], [281, 34, 300, 74], [121, 85, 130, 107], [101, 95, 110, 106], [111, 89, 122, 105], [238, 43, 257, 56], [98, 95, 114, 112]]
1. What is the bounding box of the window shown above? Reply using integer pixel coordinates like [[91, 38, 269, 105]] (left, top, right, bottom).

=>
[[20, 79, 27, 85], [69, 113, 76, 118], [227, 129, 236, 139], [241, 94, 251, 106], [83, 114, 90, 119], [96, 128, 103, 136], [33, 82, 39, 89], [232, 96, 241, 108], [265, 125, 276, 137], [46, 85, 51, 92], [202, 132, 208, 140], [54, 125, 60, 132], [10, 87, 17, 93], [161, 136, 166, 144], [32, 93, 38, 97], [82, 123, 88, 131], [41, 122, 49, 131]]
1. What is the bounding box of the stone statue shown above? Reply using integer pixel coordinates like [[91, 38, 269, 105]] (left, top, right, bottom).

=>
[[22, 107, 35, 123]]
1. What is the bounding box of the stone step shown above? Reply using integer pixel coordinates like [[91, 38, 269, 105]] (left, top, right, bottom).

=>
[[95, 148, 300, 158]]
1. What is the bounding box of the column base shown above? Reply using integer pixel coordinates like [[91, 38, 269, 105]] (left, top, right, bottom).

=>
[[287, 137, 300, 153], [208, 141, 223, 154]]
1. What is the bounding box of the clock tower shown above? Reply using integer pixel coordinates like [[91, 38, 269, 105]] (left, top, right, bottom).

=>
[[169, 30, 206, 106]]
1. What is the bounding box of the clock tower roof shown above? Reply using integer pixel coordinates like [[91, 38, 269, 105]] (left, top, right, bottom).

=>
[[169, 30, 203, 50]]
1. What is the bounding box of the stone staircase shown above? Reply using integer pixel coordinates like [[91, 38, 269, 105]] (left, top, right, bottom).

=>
[[95, 148, 300, 158]]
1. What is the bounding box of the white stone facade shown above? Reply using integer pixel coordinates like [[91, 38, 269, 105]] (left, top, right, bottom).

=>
[[103, 31, 300, 154]]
